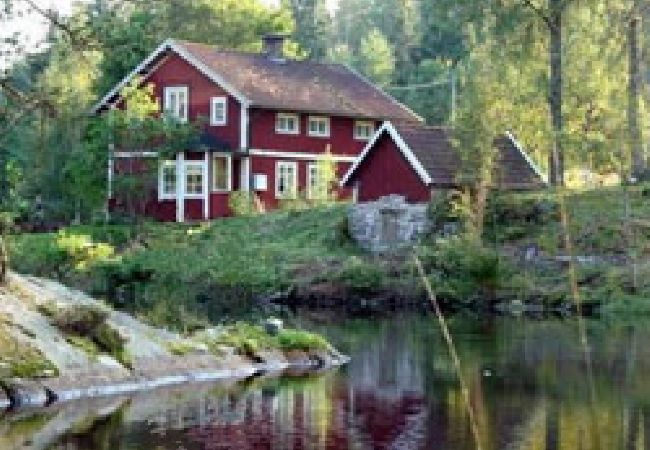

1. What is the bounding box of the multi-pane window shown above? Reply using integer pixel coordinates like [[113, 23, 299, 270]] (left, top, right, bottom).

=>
[[213, 154, 231, 191], [276, 161, 297, 199], [275, 113, 300, 134], [308, 116, 330, 137], [307, 163, 321, 199], [163, 86, 189, 122], [354, 120, 374, 140], [210, 97, 227, 126], [185, 163, 205, 196], [159, 161, 177, 199]]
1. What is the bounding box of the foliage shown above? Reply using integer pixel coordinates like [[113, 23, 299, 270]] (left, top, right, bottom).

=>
[[417, 237, 507, 306], [228, 191, 258, 217], [45, 303, 129, 366], [198, 322, 330, 358], [0, 322, 57, 378]]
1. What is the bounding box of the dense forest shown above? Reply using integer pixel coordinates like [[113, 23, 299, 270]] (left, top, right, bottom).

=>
[[0, 0, 648, 222]]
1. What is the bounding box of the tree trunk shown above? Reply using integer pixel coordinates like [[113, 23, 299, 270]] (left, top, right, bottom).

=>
[[629, 1, 644, 179], [548, 0, 564, 186], [0, 234, 9, 285]]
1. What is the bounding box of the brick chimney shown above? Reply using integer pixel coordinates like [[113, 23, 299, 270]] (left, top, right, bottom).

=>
[[262, 34, 286, 62]]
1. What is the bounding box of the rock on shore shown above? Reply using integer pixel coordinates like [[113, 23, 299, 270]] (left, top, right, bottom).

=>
[[0, 273, 348, 409]]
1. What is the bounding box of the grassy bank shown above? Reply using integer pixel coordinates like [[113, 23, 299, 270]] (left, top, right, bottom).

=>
[[7, 186, 650, 327]]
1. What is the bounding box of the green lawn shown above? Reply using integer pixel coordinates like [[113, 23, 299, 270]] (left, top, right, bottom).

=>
[[8, 186, 650, 326]]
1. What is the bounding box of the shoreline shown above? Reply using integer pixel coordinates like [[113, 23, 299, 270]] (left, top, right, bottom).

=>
[[1, 350, 350, 410]]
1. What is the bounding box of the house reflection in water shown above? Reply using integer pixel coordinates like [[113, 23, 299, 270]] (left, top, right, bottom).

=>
[[8, 317, 650, 450]]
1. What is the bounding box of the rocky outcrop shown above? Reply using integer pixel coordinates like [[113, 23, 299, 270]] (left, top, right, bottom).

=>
[[348, 195, 430, 253], [0, 273, 348, 410]]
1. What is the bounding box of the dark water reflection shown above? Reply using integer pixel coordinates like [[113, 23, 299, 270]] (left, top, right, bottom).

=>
[[2, 316, 650, 450]]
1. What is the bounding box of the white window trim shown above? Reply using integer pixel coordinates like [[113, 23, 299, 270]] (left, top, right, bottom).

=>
[[306, 162, 319, 200], [212, 153, 233, 192], [275, 161, 298, 199], [275, 113, 300, 135], [354, 120, 374, 141], [163, 86, 189, 123], [210, 96, 228, 126], [183, 161, 207, 199], [307, 116, 330, 138], [158, 160, 177, 200]]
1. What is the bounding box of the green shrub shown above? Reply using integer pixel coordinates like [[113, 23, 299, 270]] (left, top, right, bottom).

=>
[[277, 329, 330, 352], [333, 256, 386, 293], [47, 304, 127, 366], [228, 191, 258, 216]]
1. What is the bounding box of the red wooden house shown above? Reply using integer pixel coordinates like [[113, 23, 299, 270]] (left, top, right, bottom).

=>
[[93, 35, 421, 222], [341, 122, 546, 203]]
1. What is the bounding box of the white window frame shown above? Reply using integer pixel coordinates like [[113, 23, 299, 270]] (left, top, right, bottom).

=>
[[307, 162, 321, 200], [163, 86, 189, 123], [275, 113, 300, 135], [307, 116, 330, 138], [354, 120, 374, 141], [184, 161, 206, 199], [158, 160, 177, 200], [275, 161, 298, 199], [212, 153, 232, 192], [210, 96, 228, 126]]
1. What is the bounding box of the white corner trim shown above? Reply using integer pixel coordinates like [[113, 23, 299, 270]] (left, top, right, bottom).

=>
[[341, 121, 432, 187], [91, 39, 251, 114], [343, 65, 425, 123], [249, 149, 357, 163], [505, 131, 548, 185], [240, 105, 249, 149]]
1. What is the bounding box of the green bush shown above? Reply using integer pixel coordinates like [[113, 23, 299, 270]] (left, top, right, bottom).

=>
[[47, 304, 127, 366], [417, 237, 508, 306], [333, 256, 386, 293], [228, 191, 258, 217]]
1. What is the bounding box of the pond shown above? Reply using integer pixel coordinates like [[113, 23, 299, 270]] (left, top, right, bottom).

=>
[[1, 315, 648, 450]]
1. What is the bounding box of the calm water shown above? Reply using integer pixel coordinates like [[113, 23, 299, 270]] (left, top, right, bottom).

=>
[[2, 315, 650, 450]]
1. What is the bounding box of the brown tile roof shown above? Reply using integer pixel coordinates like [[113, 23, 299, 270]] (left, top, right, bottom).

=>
[[354, 122, 545, 189], [175, 41, 420, 121]]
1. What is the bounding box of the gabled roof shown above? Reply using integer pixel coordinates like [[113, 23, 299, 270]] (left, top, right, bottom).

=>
[[92, 39, 422, 122], [341, 121, 547, 189]]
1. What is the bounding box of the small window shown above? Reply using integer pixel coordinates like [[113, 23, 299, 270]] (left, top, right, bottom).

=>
[[159, 161, 177, 199], [185, 163, 205, 196], [276, 113, 300, 135], [354, 120, 374, 140], [163, 86, 189, 122], [212, 154, 231, 191], [308, 116, 330, 137], [210, 97, 227, 126], [276, 161, 297, 199]]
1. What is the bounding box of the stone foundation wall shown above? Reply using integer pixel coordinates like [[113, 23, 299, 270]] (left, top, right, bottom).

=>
[[348, 195, 430, 253]]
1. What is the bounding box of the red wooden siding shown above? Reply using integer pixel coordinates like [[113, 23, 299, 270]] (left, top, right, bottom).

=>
[[250, 157, 353, 211], [148, 54, 241, 149], [249, 109, 376, 156], [350, 133, 431, 203]]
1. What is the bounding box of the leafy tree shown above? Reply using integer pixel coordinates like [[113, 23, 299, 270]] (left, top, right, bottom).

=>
[[357, 28, 395, 86]]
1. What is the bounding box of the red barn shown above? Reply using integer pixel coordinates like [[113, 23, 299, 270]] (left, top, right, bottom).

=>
[[341, 122, 547, 203], [94, 35, 421, 222]]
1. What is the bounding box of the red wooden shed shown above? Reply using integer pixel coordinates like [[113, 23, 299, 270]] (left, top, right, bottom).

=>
[[341, 122, 546, 203]]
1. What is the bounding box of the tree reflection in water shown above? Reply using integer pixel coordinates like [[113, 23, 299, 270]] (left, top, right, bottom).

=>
[[6, 316, 650, 450]]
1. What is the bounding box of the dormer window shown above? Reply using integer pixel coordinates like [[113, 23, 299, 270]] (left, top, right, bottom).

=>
[[354, 120, 374, 140], [275, 113, 300, 135], [163, 86, 188, 122], [210, 97, 227, 126], [308, 116, 330, 137]]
